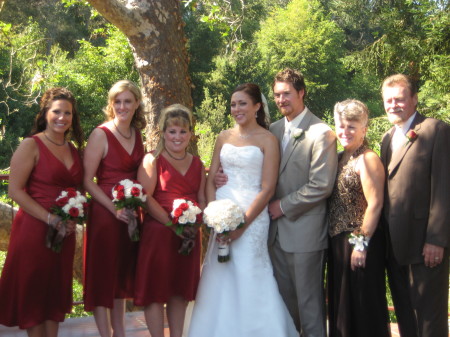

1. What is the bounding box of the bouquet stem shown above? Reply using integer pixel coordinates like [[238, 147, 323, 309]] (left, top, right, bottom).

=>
[[217, 241, 230, 263], [126, 207, 140, 242]]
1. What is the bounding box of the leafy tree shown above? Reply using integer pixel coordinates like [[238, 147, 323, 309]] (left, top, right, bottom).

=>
[[255, 0, 348, 116], [0, 20, 49, 167]]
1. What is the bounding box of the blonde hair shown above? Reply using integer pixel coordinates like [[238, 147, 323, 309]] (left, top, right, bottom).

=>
[[103, 80, 146, 130], [154, 104, 194, 157]]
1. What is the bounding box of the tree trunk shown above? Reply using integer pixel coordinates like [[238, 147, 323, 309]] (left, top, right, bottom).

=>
[[86, 0, 192, 150]]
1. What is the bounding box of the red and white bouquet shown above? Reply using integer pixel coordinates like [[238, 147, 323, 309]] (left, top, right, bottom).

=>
[[203, 199, 245, 262], [112, 179, 147, 241], [47, 188, 88, 253], [166, 198, 202, 255]]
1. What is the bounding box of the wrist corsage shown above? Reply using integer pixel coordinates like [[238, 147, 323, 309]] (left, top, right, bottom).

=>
[[348, 232, 370, 252]]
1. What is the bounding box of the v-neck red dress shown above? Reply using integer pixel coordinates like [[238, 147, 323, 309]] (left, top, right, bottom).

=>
[[83, 126, 144, 311], [0, 136, 83, 329], [134, 154, 203, 305]]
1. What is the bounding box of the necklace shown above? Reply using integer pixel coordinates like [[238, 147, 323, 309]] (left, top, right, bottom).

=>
[[165, 148, 187, 161], [113, 119, 132, 139], [44, 131, 66, 146], [239, 132, 252, 139], [236, 126, 256, 139]]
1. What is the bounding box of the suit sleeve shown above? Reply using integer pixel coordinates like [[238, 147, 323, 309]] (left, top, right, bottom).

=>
[[280, 128, 338, 220], [427, 121, 450, 248]]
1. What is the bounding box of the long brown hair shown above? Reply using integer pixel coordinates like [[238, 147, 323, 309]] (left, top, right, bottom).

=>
[[31, 87, 84, 150]]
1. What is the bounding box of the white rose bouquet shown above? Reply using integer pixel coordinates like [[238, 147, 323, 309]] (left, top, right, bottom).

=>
[[112, 179, 147, 241], [166, 198, 203, 255], [47, 188, 88, 253], [203, 199, 245, 262]]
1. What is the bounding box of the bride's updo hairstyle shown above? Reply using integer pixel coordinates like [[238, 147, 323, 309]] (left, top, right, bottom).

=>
[[232, 83, 270, 130], [154, 103, 194, 158]]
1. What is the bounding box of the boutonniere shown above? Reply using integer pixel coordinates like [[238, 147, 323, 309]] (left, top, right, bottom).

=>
[[405, 129, 418, 146], [292, 128, 304, 141]]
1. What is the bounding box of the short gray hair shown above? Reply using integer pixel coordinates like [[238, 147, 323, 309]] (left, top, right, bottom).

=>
[[333, 99, 369, 127]]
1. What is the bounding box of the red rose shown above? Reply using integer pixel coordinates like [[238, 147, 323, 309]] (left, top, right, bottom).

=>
[[116, 191, 125, 200], [69, 207, 79, 217], [56, 197, 69, 207], [405, 130, 418, 146], [179, 203, 189, 211], [174, 208, 184, 218], [406, 130, 417, 140], [131, 187, 140, 197], [66, 188, 77, 198]]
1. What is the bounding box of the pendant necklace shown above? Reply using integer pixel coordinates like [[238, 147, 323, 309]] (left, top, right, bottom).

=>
[[165, 148, 187, 161], [44, 131, 66, 146], [113, 119, 132, 140]]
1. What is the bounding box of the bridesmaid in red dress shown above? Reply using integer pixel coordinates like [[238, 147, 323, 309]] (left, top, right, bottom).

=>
[[0, 88, 84, 337], [135, 104, 206, 337], [83, 80, 146, 337]]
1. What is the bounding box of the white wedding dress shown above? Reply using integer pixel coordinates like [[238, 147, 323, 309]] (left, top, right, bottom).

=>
[[188, 144, 298, 337]]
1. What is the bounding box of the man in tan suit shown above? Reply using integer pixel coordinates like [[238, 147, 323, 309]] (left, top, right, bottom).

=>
[[268, 68, 337, 337], [380, 74, 450, 337]]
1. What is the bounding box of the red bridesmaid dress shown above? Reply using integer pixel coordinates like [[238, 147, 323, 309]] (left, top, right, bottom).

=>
[[134, 154, 203, 305], [0, 136, 83, 329], [83, 126, 144, 311]]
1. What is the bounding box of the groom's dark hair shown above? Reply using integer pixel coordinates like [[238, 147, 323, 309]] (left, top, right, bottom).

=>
[[272, 68, 307, 98]]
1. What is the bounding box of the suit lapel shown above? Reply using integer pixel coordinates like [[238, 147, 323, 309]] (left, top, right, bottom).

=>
[[381, 128, 394, 167], [279, 109, 311, 174], [387, 114, 424, 177]]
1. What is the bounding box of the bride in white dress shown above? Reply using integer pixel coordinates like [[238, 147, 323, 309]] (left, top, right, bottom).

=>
[[188, 83, 298, 337]]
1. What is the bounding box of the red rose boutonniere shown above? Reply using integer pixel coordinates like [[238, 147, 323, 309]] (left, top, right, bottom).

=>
[[405, 130, 418, 146]]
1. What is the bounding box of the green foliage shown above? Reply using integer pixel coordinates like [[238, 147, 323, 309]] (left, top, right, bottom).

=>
[[0, 20, 137, 169], [194, 88, 232, 167], [45, 25, 139, 136], [255, 0, 348, 117], [67, 279, 91, 318], [419, 55, 450, 123]]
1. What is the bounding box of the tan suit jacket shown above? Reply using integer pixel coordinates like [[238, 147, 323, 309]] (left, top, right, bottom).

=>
[[268, 108, 338, 253], [381, 113, 450, 265]]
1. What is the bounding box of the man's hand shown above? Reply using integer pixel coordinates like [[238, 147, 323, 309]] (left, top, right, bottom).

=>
[[423, 243, 444, 268], [268, 200, 284, 220], [214, 166, 228, 188]]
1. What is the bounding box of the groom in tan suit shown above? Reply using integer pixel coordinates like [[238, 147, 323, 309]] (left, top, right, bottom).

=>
[[380, 74, 449, 337], [268, 68, 337, 337]]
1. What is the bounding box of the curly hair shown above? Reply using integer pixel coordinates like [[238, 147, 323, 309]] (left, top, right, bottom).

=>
[[103, 80, 147, 130], [31, 87, 84, 150]]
